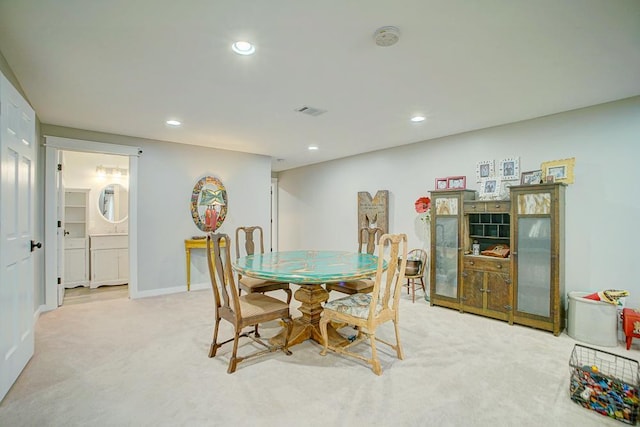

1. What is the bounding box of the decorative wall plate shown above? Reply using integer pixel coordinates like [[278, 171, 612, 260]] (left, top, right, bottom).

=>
[[190, 175, 228, 232]]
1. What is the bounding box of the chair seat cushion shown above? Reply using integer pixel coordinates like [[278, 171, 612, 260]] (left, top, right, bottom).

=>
[[325, 279, 374, 294], [239, 293, 289, 318], [324, 293, 382, 319], [239, 276, 289, 292]]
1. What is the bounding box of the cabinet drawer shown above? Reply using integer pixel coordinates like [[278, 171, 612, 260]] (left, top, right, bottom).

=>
[[90, 235, 128, 249], [464, 202, 485, 213], [463, 256, 510, 273], [65, 237, 86, 249], [464, 201, 511, 213], [485, 201, 510, 213]]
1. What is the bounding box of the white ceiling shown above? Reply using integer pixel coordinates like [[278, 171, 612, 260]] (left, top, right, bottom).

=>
[[1, 1, 639, 172]]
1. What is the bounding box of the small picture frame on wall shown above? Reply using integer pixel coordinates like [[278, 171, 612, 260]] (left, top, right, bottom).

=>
[[435, 178, 448, 190], [546, 175, 555, 183], [541, 157, 575, 184], [520, 169, 543, 185], [475, 160, 494, 182], [479, 177, 501, 200], [476, 160, 495, 182], [447, 176, 466, 189], [499, 157, 520, 180]]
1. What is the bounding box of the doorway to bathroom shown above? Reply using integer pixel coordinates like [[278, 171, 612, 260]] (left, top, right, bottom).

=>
[[58, 150, 130, 305], [44, 136, 140, 311]]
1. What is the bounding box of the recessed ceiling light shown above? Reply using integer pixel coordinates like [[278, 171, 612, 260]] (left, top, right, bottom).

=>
[[411, 115, 426, 123], [308, 145, 319, 151], [232, 41, 255, 55], [166, 119, 182, 127]]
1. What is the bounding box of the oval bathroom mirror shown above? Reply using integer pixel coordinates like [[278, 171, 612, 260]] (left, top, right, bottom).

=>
[[98, 183, 129, 223]]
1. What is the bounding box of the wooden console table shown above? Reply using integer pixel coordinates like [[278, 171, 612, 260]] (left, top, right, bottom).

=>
[[184, 237, 225, 291]]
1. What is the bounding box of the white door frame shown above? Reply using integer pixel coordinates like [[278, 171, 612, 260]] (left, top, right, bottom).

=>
[[43, 136, 140, 310], [270, 178, 278, 252]]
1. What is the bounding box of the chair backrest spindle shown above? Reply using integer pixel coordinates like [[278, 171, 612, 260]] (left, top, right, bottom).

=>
[[358, 227, 383, 255], [235, 226, 265, 259]]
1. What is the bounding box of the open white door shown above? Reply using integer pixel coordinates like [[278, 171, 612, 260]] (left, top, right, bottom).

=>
[[0, 73, 37, 402]]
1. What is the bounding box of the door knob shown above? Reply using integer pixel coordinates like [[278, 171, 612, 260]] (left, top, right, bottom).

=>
[[30, 240, 42, 252]]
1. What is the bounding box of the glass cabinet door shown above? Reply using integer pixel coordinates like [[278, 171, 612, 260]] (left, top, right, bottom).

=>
[[434, 216, 459, 298], [516, 217, 551, 317]]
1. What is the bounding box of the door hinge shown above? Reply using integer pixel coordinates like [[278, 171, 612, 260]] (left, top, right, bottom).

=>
[[57, 220, 61, 228], [57, 277, 61, 285], [57, 163, 62, 171]]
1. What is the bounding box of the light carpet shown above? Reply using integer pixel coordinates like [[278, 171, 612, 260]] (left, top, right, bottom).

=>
[[1, 288, 637, 427]]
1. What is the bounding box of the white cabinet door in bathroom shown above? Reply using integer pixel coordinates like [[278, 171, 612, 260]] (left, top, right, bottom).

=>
[[90, 234, 129, 288]]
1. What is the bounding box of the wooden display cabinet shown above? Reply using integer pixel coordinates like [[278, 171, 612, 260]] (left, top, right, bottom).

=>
[[510, 183, 566, 336], [429, 183, 566, 336]]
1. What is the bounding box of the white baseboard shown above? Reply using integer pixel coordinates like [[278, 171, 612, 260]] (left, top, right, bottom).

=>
[[132, 282, 210, 299]]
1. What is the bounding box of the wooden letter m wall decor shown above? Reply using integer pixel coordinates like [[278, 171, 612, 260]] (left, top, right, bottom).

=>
[[357, 190, 389, 239]]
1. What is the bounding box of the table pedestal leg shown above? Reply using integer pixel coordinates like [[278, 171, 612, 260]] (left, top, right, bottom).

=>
[[270, 284, 348, 348]]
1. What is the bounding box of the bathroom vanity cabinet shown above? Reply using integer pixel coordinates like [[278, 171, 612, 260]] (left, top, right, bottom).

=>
[[89, 234, 129, 288]]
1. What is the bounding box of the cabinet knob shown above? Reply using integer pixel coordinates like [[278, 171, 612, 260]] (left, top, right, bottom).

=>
[[469, 261, 474, 265], [495, 204, 500, 208], [472, 205, 476, 209], [496, 263, 502, 269]]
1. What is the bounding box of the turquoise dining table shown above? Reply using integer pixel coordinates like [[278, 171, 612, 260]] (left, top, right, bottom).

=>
[[233, 250, 385, 347]]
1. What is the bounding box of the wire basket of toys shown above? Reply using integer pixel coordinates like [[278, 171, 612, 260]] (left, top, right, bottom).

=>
[[569, 344, 640, 424]]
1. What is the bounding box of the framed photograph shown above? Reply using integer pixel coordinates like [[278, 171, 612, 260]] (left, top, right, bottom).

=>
[[541, 157, 575, 184], [435, 177, 448, 190], [520, 169, 543, 185], [475, 160, 494, 182], [498, 181, 513, 200], [546, 175, 555, 183], [446, 176, 466, 189], [479, 177, 502, 200], [498, 157, 520, 181]]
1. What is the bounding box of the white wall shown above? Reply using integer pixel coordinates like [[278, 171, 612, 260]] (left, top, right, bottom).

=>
[[135, 139, 272, 292], [41, 125, 273, 295], [277, 97, 640, 304]]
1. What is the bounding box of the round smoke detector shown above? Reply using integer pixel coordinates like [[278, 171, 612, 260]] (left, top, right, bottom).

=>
[[373, 26, 400, 47]]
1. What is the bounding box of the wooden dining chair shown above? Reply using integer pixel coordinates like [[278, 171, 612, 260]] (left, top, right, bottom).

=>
[[206, 233, 293, 374], [404, 249, 427, 303], [320, 233, 408, 375], [325, 227, 383, 295], [235, 226, 292, 304]]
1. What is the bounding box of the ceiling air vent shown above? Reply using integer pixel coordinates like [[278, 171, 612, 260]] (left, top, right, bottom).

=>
[[295, 105, 327, 117]]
